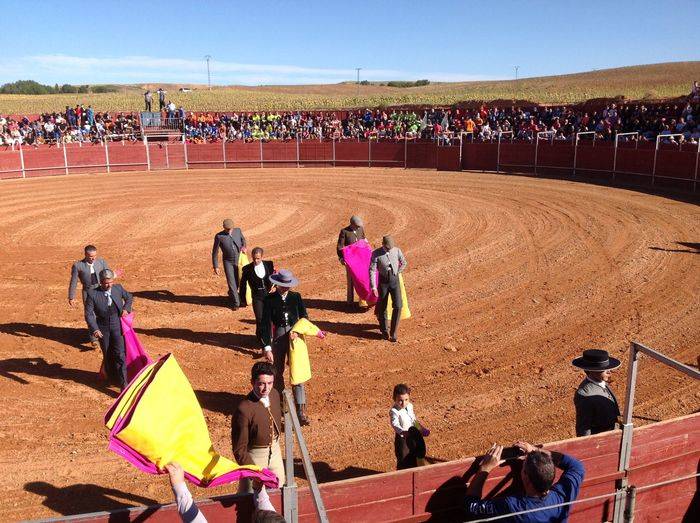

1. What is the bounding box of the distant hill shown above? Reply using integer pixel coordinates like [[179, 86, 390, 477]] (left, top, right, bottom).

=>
[[0, 62, 698, 114]]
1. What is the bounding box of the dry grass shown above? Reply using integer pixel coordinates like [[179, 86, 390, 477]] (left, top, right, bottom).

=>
[[1, 61, 698, 114]]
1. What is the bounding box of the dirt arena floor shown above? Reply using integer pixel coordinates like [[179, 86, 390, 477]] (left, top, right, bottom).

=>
[[0, 168, 698, 520]]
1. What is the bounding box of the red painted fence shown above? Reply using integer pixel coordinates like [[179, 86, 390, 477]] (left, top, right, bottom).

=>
[[39, 413, 699, 522], [1, 140, 698, 192]]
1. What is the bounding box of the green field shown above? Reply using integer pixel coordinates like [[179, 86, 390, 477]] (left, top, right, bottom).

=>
[[1, 62, 698, 114]]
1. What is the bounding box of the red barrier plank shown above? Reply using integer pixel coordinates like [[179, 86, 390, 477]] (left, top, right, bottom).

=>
[[22, 147, 66, 177], [615, 148, 654, 176], [537, 144, 575, 169], [0, 149, 22, 179], [299, 141, 333, 166], [335, 141, 370, 167], [655, 150, 697, 180], [574, 145, 615, 174], [262, 142, 297, 168], [186, 143, 225, 170], [225, 142, 262, 168], [498, 143, 536, 170], [406, 143, 436, 169], [436, 146, 460, 171], [463, 142, 497, 171], [372, 142, 405, 167], [107, 143, 148, 172], [630, 414, 700, 468], [66, 146, 108, 175]]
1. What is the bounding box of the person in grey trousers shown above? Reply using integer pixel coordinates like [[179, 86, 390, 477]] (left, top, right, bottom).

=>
[[370, 235, 407, 342], [212, 218, 247, 310], [68, 245, 110, 345]]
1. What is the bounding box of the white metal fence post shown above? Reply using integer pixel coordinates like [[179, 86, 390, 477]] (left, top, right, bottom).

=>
[[534, 136, 539, 175], [19, 144, 26, 179], [165, 143, 170, 169], [296, 136, 300, 168], [182, 135, 188, 170], [368, 138, 372, 168], [694, 140, 699, 193], [332, 138, 336, 168], [62, 143, 69, 175], [104, 140, 110, 173], [144, 138, 151, 171], [222, 138, 227, 169], [259, 139, 263, 168], [404, 137, 408, 169]]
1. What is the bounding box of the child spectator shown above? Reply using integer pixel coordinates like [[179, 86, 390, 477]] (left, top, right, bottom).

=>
[[390, 383, 430, 470]]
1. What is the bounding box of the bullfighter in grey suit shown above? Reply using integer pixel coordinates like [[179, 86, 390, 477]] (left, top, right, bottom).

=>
[[370, 235, 407, 342], [572, 349, 621, 437], [68, 245, 110, 345], [85, 269, 133, 389], [212, 218, 247, 310]]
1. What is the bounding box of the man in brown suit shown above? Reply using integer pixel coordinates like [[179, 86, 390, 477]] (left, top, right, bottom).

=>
[[232, 362, 285, 492], [337, 215, 366, 304]]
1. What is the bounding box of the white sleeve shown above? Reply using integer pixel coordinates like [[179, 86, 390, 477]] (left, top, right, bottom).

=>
[[390, 408, 404, 435], [172, 482, 208, 523]]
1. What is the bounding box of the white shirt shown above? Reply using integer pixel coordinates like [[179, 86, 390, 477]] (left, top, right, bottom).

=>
[[254, 262, 266, 279], [586, 376, 607, 389], [390, 403, 417, 435]]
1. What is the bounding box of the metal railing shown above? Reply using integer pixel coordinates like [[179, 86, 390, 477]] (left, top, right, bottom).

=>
[[282, 389, 328, 523]]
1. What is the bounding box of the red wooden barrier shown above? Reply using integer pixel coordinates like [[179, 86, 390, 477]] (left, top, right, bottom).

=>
[[44, 413, 698, 523], [2, 141, 697, 194], [0, 148, 22, 179], [462, 142, 497, 171], [335, 141, 370, 167]]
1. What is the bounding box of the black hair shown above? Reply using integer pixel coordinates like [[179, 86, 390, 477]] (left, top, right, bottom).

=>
[[84, 244, 97, 252], [523, 451, 555, 494], [392, 383, 411, 399], [251, 361, 275, 382], [251, 246, 264, 257]]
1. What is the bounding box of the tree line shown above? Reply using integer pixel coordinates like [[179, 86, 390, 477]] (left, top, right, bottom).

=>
[[0, 80, 118, 95]]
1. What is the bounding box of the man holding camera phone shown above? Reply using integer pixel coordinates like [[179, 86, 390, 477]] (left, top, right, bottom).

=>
[[464, 441, 584, 522]]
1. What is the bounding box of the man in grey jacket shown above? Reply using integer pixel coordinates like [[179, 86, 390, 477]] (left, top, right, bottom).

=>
[[68, 245, 110, 345], [572, 349, 621, 437], [85, 269, 133, 389], [212, 219, 247, 310], [370, 235, 407, 342]]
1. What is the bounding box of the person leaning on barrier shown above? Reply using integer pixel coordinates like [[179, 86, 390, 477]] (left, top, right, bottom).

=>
[[572, 349, 621, 437], [464, 441, 585, 522]]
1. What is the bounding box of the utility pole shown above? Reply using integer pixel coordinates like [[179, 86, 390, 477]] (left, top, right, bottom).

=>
[[205, 55, 212, 90], [514, 65, 519, 80], [355, 67, 362, 97]]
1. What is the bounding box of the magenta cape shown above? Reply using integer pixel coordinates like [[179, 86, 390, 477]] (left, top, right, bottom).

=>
[[120, 312, 153, 382], [342, 239, 378, 304]]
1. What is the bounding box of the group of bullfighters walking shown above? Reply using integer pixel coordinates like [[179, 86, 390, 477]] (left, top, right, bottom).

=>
[[68, 216, 409, 424]]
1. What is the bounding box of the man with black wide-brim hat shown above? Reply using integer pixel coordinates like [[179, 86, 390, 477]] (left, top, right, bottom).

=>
[[572, 349, 621, 437]]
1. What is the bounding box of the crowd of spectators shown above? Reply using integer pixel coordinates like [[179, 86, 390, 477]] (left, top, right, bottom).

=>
[[2, 100, 699, 148], [0, 106, 140, 147]]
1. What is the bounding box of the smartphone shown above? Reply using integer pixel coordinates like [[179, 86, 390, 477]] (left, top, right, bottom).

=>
[[500, 446, 525, 460]]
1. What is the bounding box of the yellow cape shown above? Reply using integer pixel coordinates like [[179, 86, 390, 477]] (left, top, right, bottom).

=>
[[238, 252, 253, 305], [387, 273, 411, 320], [105, 354, 275, 487], [288, 318, 322, 385]]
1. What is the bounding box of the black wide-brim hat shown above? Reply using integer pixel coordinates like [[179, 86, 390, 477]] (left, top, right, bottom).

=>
[[572, 349, 621, 371]]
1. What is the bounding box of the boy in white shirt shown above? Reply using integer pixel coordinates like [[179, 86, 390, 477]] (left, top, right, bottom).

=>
[[389, 384, 430, 470]]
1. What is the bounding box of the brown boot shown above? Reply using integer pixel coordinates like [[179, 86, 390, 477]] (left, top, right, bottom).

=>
[[297, 404, 310, 426]]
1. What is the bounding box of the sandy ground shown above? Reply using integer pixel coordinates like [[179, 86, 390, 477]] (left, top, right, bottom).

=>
[[0, 168, 698, 520]]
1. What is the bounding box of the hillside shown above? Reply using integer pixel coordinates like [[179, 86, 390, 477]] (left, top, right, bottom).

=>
[[0, 61, 698, 114]]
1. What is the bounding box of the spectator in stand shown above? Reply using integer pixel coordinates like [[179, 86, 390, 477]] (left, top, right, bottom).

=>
[[158, 88, 166, 111], [464, 441, 584, 522], [144, 90, 152, 111], [390, 384, 430, 470], [572, 349, 621, 437]]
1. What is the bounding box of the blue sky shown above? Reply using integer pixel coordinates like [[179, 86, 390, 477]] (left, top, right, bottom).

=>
[[0, 0, 698, 86]]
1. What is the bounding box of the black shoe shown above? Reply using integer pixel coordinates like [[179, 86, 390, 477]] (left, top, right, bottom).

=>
[[389, 336, 398, 343], [231, 306, 239, 311], [380, 330, 389, 340]]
